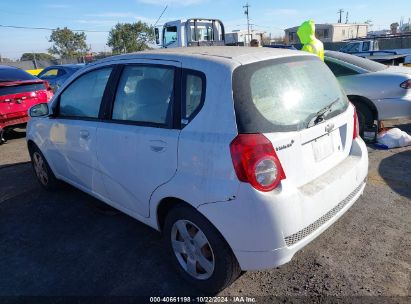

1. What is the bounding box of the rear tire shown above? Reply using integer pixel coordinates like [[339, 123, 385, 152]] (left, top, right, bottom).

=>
[[163, 204, 241, 294], [29, 145, 58, 191], [352, 102, 374, 138]]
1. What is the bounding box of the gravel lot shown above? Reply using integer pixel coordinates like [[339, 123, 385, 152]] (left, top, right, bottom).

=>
[[0, 122, 410, 300]]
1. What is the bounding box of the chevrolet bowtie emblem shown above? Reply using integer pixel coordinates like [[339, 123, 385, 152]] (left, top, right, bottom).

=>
[[325, 123, 334, 133]]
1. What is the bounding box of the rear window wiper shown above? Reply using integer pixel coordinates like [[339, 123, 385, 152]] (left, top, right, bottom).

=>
[[307, 98, 340, 128]]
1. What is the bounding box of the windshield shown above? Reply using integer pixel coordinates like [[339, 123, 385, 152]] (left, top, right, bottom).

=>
[[233, 56, 349, 133], [325, 50, 387, 72]]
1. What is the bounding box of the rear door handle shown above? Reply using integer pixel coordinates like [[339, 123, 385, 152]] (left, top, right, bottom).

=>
[[149, 140, 167, 152], [79, 130, 90, 139]]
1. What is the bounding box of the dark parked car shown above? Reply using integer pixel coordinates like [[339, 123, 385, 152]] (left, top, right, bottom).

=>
[[37, 64, 84, 92]]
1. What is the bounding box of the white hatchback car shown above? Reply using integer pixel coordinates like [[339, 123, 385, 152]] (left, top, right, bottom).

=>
[[27, 47, 368, 293]]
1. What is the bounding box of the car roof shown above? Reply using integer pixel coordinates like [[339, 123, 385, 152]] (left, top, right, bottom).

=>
[[0, 65, 21, 70], [94, 46, 311, 68], [45, 64, 85, 70]]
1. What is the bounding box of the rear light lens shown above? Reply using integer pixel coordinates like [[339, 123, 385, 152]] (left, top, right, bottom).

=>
[[43, 81, 53, 101], [400, 79, 411, 89], [230, 134, 286, 192], [353, 108, 359, 140]]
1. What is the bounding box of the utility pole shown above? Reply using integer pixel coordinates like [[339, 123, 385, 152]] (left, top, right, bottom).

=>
[[337, 9, 344, 23], [32, 52, 38, 69], [243, 2, 251, 45], [345, 12, 349, 24]]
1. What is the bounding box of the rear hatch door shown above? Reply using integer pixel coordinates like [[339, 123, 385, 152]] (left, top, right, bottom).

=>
[[233, 55, 352, 188]]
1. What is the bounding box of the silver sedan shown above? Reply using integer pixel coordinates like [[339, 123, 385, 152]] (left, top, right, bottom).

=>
[[324, 51, 411, 132]]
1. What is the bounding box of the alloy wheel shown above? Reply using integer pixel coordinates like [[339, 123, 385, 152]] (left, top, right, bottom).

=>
[[33, 152, 49, 186], [171, 219, 215, 280]]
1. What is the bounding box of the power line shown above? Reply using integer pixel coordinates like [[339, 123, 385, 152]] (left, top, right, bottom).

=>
[[154, 5, 168, 27], [0, 24, 109, 33]]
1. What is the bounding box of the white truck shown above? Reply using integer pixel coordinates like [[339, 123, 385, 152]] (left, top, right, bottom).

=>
[[339, 39, 411, 66], [155, 18, 225, 48]]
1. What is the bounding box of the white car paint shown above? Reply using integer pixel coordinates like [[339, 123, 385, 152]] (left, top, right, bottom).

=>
[[27, 47, 368, 271]]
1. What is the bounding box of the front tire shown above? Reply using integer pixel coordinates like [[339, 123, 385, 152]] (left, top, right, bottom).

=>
[[29, 146, 58, 191], [163, 204, 241, 294]]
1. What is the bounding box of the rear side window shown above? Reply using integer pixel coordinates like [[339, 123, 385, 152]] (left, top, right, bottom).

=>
[[39, 68, 66, 78], [59, 67, 112, 118], [0, 83, 46, 96], [325, 60, 359, 77], [0, 67, 37, 82], [183, 71, 205, 122], [233, 56, 348, 133], [325, 51, 387, 72], [39, 69, 58, 78], [112, 65, 175, 125]]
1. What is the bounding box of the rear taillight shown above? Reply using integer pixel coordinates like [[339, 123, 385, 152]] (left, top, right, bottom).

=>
[[353, 108, 359, 140], [230, 134, 286, 192], [400, 79, 411, 89], [44, 81, 53, 101]]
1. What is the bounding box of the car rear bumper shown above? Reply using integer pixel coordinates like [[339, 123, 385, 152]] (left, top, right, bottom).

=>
[[197, 138, 368, 271], [232, 180, 366, 270], [0, 111, 29, 129]]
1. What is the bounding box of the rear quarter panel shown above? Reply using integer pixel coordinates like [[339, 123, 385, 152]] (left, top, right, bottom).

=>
[[338, 72, 411, 119], [149, 59, 241, 218]]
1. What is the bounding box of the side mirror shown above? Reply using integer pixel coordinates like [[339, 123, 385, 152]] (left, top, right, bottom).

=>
[[29, 103, 49, 118], [155, 28, 160, 45]]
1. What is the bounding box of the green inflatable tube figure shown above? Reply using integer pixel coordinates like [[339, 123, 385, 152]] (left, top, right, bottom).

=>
[[297, 20, 324, 61]]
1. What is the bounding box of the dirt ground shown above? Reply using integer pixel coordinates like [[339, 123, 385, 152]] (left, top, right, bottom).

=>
[[0, 122, 410, 301]]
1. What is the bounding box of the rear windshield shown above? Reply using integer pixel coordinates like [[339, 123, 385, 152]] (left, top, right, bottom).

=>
[[0, 83, 46, 97], [233, 56, 349, 133], [0, 67, 37, 82]]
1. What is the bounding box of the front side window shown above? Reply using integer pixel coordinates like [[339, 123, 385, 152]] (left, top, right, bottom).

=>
[[350, 43, 360, 52], [163, 26, 177, 46], [362, 41, 370, 52], [59, 67, 112, 118], [233, 56, 348, 133], [112, 65, 174, 125]]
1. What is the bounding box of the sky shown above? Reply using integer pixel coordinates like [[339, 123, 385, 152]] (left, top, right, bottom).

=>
[[0, 0, 410, 59]]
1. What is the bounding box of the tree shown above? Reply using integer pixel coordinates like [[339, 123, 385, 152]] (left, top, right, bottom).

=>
[[48, 27, 88, 58], [107, 21, 154, 54], [21, 53, 55, 61]]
